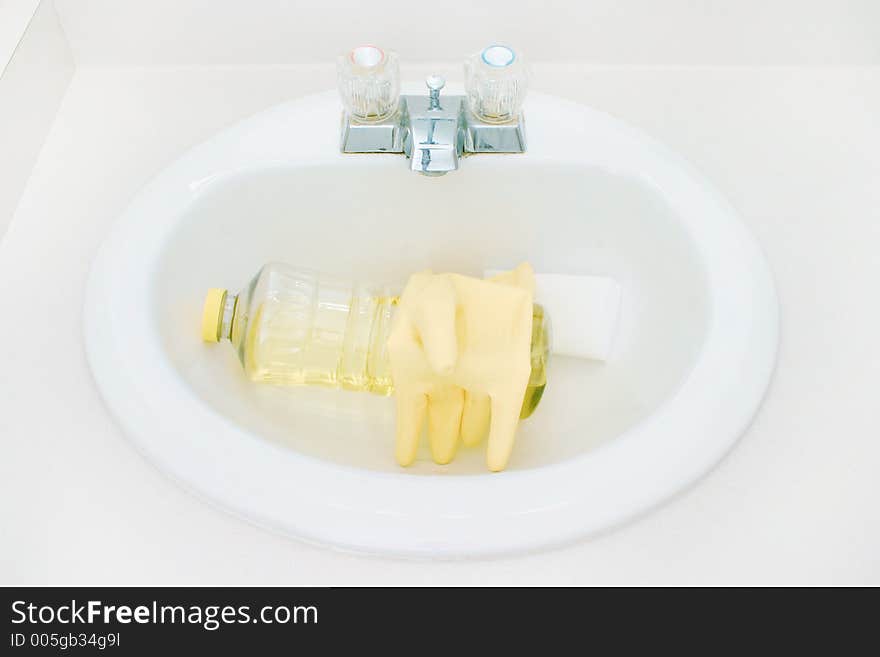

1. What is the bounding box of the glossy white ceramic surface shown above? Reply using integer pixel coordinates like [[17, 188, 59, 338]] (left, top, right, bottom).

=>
[[83, 90, 778, 556]]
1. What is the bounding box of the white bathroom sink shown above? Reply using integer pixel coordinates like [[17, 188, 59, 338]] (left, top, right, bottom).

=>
[[84, 90, 778, 557]]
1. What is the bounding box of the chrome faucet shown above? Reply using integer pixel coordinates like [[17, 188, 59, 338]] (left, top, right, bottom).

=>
[[338, 45, 527, 176], [404, 75, 463, 175]]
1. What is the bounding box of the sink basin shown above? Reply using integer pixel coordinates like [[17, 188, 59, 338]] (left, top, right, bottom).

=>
[[84, 90, 778, 557]]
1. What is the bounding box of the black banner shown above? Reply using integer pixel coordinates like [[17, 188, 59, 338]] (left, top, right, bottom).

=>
[[1, 586, 872, 653]]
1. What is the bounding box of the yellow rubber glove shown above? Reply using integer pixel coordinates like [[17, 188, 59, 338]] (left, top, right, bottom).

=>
[[387, 263, 535, 472]]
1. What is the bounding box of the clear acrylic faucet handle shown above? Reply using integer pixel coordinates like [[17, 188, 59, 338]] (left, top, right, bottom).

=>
[[464, 45, 528, 124], [337, 45, 400, 122]]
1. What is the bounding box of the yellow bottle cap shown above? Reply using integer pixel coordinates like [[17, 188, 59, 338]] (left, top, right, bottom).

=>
[[201, 288, 228, 342]]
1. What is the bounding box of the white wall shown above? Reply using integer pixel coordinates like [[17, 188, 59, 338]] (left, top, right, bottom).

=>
[[0, 0, 73, 236], [53, 0, 880, 67], [0, 0, 40, 74]]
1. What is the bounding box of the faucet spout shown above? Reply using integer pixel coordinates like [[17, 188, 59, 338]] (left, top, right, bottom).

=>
[[407, 116, 461, 175], [404, 76, 462, 176]]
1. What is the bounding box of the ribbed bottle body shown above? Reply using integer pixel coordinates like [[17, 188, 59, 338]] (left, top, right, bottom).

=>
[[230, 263, 395, 394]]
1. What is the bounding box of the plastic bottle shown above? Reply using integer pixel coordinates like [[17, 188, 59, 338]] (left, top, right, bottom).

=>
[[201, 262, 550, 418]]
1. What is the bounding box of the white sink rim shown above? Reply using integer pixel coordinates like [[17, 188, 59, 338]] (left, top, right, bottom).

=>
[[83, 90, 779, 557]]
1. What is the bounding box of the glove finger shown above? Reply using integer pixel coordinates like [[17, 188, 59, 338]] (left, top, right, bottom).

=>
[[486, 382, 529, 472], [460, 390, 491, 447], [395, 389, 427, 467], [427, 386, 464, 465]]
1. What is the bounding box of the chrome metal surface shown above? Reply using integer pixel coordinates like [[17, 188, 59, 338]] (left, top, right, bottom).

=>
[[463, 110, 526, 153], [340, 74, 527, 175], [404, 77, 462, 176], [339, 111, 405, 153]]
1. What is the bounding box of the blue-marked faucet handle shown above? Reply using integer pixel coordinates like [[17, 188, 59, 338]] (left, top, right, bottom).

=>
[[464, 44, 528, 124]]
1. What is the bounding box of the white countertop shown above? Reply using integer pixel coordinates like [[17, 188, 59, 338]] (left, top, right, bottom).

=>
[[2, 64, 878, 584]]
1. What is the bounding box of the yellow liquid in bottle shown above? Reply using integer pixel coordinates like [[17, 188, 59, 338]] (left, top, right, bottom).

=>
[[242, 292, 396, 395], [520, 303, 550, 419]]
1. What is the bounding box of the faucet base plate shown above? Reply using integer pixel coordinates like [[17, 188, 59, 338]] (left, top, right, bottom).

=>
[[340, 91, 527, 173], [463, 112, 526, 154], [340, 111, 405, 153]]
